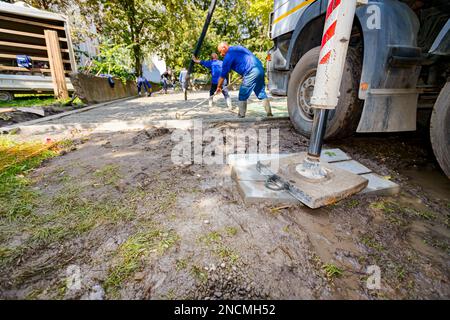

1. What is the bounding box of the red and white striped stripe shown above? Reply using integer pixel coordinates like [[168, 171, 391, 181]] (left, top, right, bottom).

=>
[[310, 0, 360, 109], [319, 0, 341, 65]]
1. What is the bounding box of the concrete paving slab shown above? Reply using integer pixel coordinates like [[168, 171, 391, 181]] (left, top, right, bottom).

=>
[[320, 148, 351, 163], [231, 163, 266, 182], [231, 152, 400, 207], [361, 173, 400, 196], [257, 153, 368, 208], [236, 180, 299, 205], [331, 160, 372, 175], [232, 158, 372, 181], [227, 153, 298, 167], [227, 149, 349, 167]]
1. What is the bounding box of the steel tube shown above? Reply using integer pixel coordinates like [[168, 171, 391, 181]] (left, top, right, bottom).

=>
[[185, 0, 218, 100], [307, 109, 329, 157]]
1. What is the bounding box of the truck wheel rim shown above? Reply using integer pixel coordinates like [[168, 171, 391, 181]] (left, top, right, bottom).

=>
[[297, 72, 316, 121], [0, 92, 11, 102]]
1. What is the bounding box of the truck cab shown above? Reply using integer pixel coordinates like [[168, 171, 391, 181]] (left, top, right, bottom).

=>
[[267, 0, 450, 177]]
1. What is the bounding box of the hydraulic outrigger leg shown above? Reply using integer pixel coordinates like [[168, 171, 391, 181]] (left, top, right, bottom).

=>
[[296, 0, 367, 180], [296, 109, 330, 180]]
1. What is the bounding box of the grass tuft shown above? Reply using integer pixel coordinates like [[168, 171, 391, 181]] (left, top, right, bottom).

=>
[[322, 263, 343, 280], [0, 94, 84, 109], [0, 136, 59, 221], [361, 235, 385, 252], [94, 164, 122, 186], [225, 226, 238, 237], [104, 226, 179, 297]]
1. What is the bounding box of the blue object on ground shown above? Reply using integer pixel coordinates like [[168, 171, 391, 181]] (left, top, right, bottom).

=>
[[99, 74, 115, 88]]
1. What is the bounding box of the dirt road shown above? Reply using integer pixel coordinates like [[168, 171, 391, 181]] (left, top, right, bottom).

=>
[[1, 92, 449, 299]]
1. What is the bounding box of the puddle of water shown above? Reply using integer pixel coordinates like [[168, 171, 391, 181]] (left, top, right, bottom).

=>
[[408, 220, 449, 262], [401, 167, 450, 202], [284, 208, 366, 299], [285, 208, 361, 267]]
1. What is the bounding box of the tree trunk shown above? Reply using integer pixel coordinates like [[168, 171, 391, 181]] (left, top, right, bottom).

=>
[[133, 44, 142, 77]]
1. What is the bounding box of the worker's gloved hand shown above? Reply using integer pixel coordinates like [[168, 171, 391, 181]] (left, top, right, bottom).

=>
[[215, 87, 222, 95], [192, 55, 200, 63]]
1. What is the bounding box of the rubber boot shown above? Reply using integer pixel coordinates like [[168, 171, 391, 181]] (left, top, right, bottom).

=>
[[208, 96, 214, 108], [238, 100, 247, 118], [263, 98, 273, 117], [226, 97, 234, 110]]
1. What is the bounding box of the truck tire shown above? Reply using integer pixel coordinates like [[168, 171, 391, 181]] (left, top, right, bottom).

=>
[[430, 82, 450, 178], [0, 91, 13, 102], [287, 46, 363, 140]]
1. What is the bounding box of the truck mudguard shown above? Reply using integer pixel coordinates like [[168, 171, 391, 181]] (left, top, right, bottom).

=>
[[267, 0, 323, 95], [355, 0, 422, 132], [285, 0, 324, 69]]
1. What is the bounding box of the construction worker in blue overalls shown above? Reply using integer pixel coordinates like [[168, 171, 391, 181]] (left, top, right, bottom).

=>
[[215, 42, 272, 118], [193, 53, 233, 109]]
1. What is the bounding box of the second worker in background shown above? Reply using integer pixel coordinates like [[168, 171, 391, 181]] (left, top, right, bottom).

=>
[[193, 53, 233, 109]]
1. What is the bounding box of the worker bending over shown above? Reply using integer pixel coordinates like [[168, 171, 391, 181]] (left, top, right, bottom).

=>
[[215, 42, 272, 118], [193, 53, 233, 109], [137, 76, 152, 97]]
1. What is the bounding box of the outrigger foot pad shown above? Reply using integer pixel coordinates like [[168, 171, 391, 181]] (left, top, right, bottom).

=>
[[257, 152, 368, 208]]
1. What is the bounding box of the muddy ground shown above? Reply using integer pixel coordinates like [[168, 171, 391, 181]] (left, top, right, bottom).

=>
[[0, 104, 84, 128], [0, 95, 449, 300]]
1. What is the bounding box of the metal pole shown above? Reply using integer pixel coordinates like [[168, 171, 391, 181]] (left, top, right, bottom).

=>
[[185, 0, 218, 100], [307, 109, 329, 157]]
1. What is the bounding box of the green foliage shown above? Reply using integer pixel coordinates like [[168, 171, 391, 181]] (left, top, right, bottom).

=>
[[0, 95, 55, 109], [0, 94, 84, 109], [160, 0, 272, 74], [0, 136, 58, 221], [80, 42, 135, 82], [25, 0, 274, 77], [22, 0, 70, 11], [99, 0, 186, 76]]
